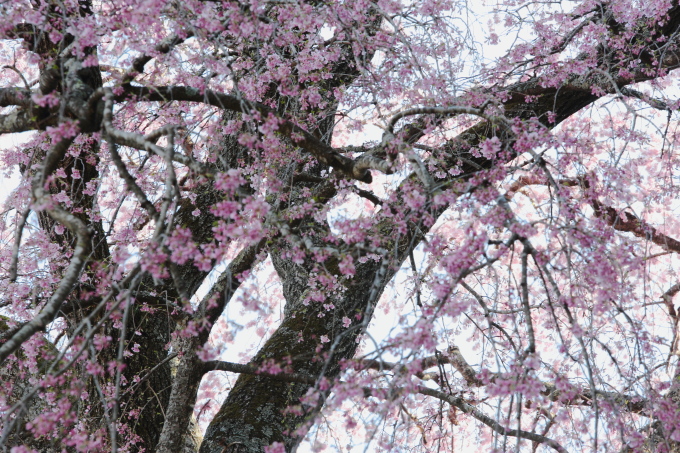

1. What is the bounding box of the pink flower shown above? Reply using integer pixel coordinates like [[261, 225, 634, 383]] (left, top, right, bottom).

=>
[[338, 255, 356, 276], [264, 442, 286, 453]]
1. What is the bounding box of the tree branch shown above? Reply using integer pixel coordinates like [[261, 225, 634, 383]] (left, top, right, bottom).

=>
[[417, 386, 569, 453], [100, 88, 212, 176], [385, 102, 507, 135], [202, 360, 317, 384], [126, 32, 194, 82], [620, 87, 674, 111], [0, 87, 32, 108], [0, 138, 92, 365], [102, 90, 160, 221], [113, 85, 392, 182], [196, 238, 267, 329], [7, 208, 29, 282], [505, 175, 680, 254], [592, 201, 680, 254]]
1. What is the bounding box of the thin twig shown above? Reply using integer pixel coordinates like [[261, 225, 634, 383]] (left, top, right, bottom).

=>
[[8, 207, 30, 282]]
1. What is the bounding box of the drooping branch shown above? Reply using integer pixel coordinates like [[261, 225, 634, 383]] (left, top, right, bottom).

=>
[[7, 208, 29, 282], [102, 91, 160, 221], [0, 138, 92, 365]]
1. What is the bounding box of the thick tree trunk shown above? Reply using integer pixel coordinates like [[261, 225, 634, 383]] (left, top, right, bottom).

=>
[[6, 3, 680, 453], [199, 253, 390, 452], [198, 56, 664, 453]]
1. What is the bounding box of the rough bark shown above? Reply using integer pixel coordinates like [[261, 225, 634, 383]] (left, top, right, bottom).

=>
[[4, 2, 680, 453], [198, 6, 680, 448]]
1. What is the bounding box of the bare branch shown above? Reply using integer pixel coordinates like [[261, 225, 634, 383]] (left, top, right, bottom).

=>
[[520, 243, 536, 355], [0, 108, 44, 134], [591, 201, 680, 254], [126, 32, 195, 82], [417, 386, 569, 453], [352, 186, 383, 205], [385, 102, 502, 135], [620, 87, 673, 111], [0, 88, 32, 108], [7, 208, 30, 282], [447, 344, 649, 415], [1, 65, 31, 90], [144, 124, 182, 144], [358, 354, 452, 381], [446, 345, 484, 387], [504, 175, 680, 254], [661, 283, 680, 321], [202, 360, 317, 384]]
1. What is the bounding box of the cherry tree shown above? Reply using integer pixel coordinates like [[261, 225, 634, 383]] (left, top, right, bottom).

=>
[[2, 0, 680, 451]]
